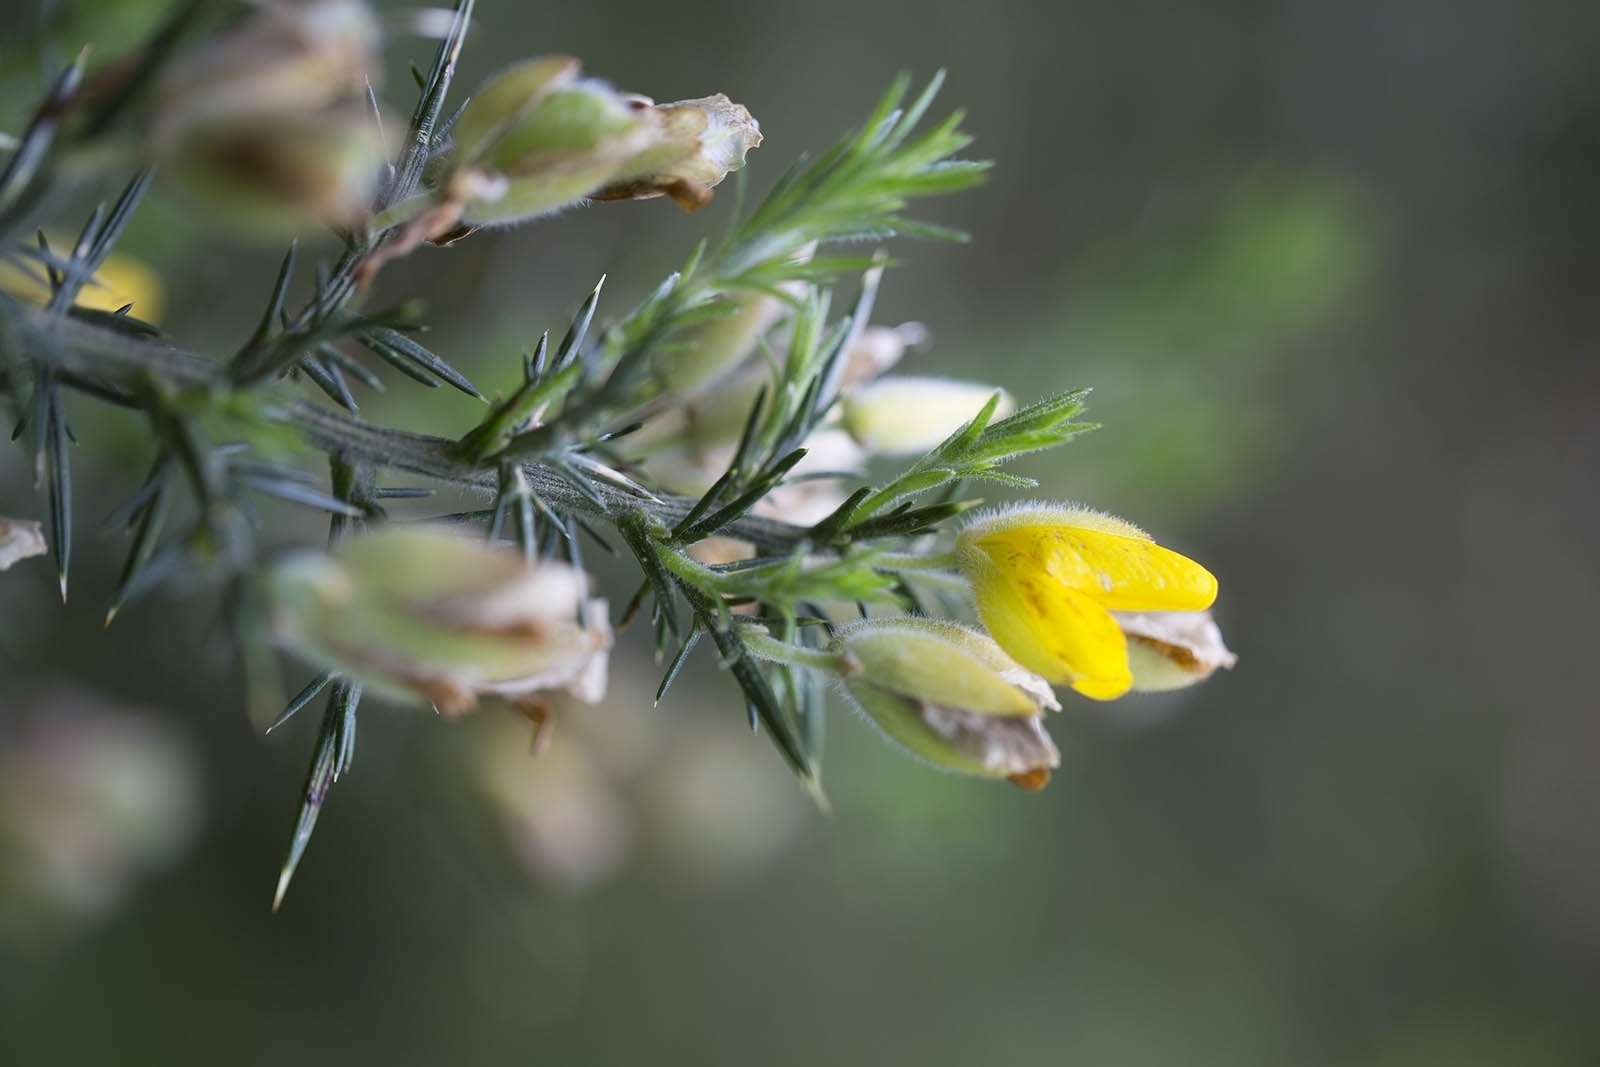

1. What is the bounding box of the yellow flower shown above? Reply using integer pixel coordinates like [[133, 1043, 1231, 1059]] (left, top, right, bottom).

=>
[[955, 505, 1219, 701], [0, 245, 165, 322]]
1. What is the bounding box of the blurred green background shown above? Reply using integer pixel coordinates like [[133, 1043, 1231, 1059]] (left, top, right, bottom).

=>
[[4, 1, 1600, 1064]]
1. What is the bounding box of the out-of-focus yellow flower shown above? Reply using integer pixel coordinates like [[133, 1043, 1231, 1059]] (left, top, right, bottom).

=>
[[955, 505, 1218, 701], [0, 689, 202, 941], [0, 245, 165, 322]]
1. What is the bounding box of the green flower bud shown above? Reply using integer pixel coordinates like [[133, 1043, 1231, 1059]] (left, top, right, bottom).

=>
[[594, 94, 762, 210], [652, 254, 812, 397], [831, 617, 1060, 789], [446, 56, 580, 167], [263, 527, 611, 715], [156, 108, 385, 235], [1114, 610, 1237, 692], [841, 376, 1014, 455], [655, 286, 791, 398], [445, 58, 661, 226]]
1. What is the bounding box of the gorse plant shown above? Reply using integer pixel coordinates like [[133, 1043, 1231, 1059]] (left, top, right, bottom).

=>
[[0, 0, 1234, 908]]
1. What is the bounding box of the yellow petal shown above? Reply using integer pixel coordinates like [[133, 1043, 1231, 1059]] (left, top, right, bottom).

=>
[[963, 545, 1133, 699], [975, 522, 1217, 613], [79, 251, 165, 321]]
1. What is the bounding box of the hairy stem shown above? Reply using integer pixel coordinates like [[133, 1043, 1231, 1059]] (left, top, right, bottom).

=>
[[1, 298, 812, 549]]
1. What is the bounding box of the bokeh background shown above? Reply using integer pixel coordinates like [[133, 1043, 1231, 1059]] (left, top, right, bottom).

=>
[[3, 0, 1600, 1064]]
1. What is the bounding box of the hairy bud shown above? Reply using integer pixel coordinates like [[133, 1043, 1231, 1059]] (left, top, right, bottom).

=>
[[594, 94, 762, 210], [263, 527, 611, 715], [445, 58, 659, 226], [831, 617, 1060, 789]]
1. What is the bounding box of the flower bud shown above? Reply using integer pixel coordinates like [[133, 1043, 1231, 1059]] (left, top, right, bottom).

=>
[[831, 617, 1060, 788], [756, 429, 869, 524], [838, 322, 928, 387], [157, 108, 386, 234], [654, 281, 799, 398], [626, 357, 772, 458], [445, 58, 661, 227], [0, 690, 202, 937], [956, 504, 1219, 701], [149, 0, 381, 153], [841, 376, 1014, 455], [263, 527, 611, 715], [1115, 610, 1237, 691], [593, 94, 762, 210]]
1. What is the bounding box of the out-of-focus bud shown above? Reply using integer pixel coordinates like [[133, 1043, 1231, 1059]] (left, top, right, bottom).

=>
[[0, 516, 48, 571], [635, 426, 865, 525], [157, 109, 385, 234], [444, 58, 662, 227], [627, 360, 769, 459], [263, 527, 612, 715], [756, 428, 869, 525], [640, 717, 807, 885], [474, 716, 634, 893], [593, 94, 762, 210], [631, 441, 734, 498], [148, 0, 381, 153], [142, 1, 385, 236], [831, 617, 1061, 789], [0, 690, 202, 940], [654, 281, 800, 398], [839, 322, 928, 387], [956, 504, 1219, 701], [841, 376, 1014, 455], [1115, 610, 1237, 691], [686, 535, 757, 567]]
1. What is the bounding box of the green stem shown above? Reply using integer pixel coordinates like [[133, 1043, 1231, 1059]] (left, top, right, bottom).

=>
[[874, 549, 959, 572], [740, 628, 844, 673], [1, 299, 814, 550], [655, 540, 720, 592]]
